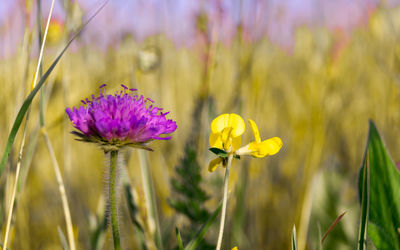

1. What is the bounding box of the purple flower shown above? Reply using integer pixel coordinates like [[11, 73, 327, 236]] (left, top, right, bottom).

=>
[[66, 84, 177, 151]]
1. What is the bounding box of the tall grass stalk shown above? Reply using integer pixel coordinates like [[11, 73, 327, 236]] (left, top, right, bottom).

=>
[[3, 0, 56, 248], [42, 128, 76, 250], [3, 113, 29, 249], [216, 154, 233, 250], [122, 172, 147, 250], [31, 0, 55, 91], [38, 1, 75, 248], [138, 150, 163, 250], [298, 174, 319, 250]]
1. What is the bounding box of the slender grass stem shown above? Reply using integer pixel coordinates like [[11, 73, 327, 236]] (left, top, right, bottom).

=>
[[216, 154, 233, 250], [3, 1, 56, 247], [109, 150, 121, 250], [42, 129, 76, 250], [3, 112, 30, 249], [31, 0, 55, 91], [35, 2, 76, 249], [121, 171, 148, 250], [138, 150, 163, 250]]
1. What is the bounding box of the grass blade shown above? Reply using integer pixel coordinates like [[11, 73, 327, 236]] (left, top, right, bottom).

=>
[[292, 225, 298, 250], [321, 211, 346, 245], [138, 150, 163, 250], [184, 203, 222, 250], [89, 201, 108, 250], [123, 181, 147, 250], [0, 0, 109, 178], [3, 0, 54, 247], [317, 223, 323, 250], [357, 149, 369, 250], [42, 129, 75, 250], [176, 227, 184, 250], [58, 227, 70, 250]]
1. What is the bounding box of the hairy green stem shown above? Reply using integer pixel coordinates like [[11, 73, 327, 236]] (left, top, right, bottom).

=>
[[109, 150, 121, 250], [216, 154, 233, 250]]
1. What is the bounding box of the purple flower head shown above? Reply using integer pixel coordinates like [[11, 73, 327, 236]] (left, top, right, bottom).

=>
[[66, 84, 177, 151]]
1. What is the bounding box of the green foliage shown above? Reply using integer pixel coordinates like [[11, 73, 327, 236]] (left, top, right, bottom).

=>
[[184, 204, 222, 250], [358, 121, 400, 249], [176, 228, 184, 250], [168, 144, 215, 249]]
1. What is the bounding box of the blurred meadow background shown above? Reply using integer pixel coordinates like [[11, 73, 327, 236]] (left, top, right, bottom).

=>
[[1, 0, 400, 249]]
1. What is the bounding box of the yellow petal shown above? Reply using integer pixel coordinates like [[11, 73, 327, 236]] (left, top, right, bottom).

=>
[[251, 137, 283, 158], [232, 136, 241, 151], [248, 119, 261, 143], [232, 247, 238, 250], [211, 114, 230, 134], [228, 114, 245, 137], [248, 141, 260, 156], [209, 132, 223, 149], [221, 127, 232, 144], [208, 157, 223, 172], [211, 113, 245, 137]]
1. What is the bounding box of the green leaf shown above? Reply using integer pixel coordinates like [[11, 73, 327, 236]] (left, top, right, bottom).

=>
[[358, 121, 400, 250], [184, 203, 222, 250], [209, 148, 228, 157], [0, 0, 109, 178], [176, 227, 184, 250], [291, 225, 298, 250]]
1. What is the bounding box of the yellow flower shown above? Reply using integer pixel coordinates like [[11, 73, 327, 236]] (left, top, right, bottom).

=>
[[208, 114, 245, 172], [209, 113, 245, 152], [236, 119, 282, 158], [231, 247, 238, 250]]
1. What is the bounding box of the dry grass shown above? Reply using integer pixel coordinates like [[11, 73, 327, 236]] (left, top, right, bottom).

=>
[[1, 4, 400, 250]]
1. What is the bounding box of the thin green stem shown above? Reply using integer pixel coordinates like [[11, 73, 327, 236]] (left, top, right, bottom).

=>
[[216, 154, 233, 250], [109, 150, 121, 250]]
